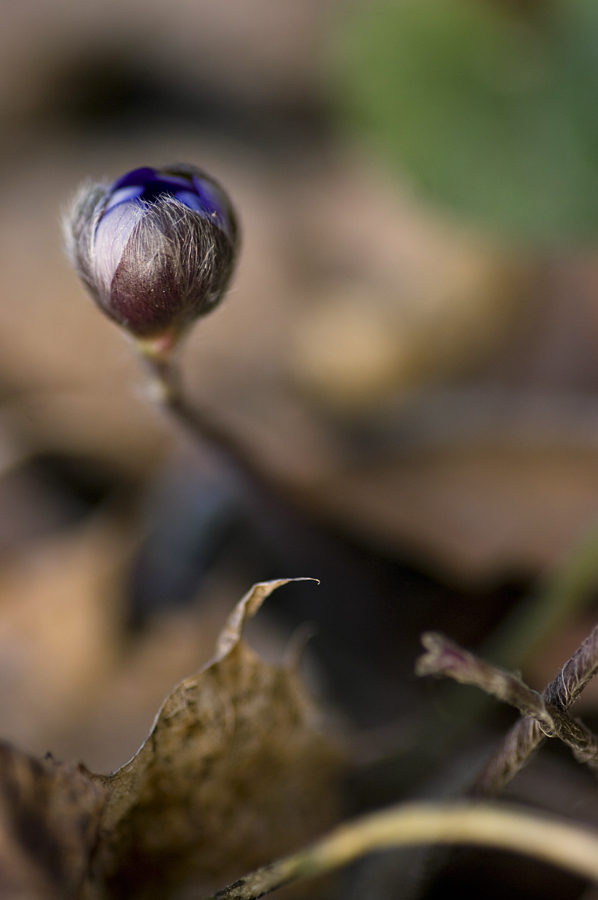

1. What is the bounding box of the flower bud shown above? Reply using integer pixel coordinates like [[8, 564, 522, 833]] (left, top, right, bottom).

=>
[[65, 164, 239, 350]]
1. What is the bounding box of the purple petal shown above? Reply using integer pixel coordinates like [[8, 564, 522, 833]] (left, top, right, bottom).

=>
[[111, 167, 157, 191], [192, 176, 232, 237]]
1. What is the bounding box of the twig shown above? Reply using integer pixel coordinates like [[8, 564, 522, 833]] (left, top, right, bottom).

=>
[[474, 718, 543, 798], [347, 492, 598, 804], [416, 633, 554, 729], [423, 630, 598, 763], [202, 802, 598, 899], [546, 621, 598, 708], [475, 621, 598, 795], [416, 626, 598, 795]]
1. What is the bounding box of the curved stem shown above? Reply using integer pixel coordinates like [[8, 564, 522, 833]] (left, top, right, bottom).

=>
[[204, 802, 598, 900], [141, 351, 289, 504]]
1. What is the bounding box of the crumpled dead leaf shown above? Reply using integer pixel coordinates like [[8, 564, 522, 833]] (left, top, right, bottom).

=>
[[0, 740, 105, 900], [84, 579, 343, 900]]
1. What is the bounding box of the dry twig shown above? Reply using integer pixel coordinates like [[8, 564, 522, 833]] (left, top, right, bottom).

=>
[[415, 625, 598, 795]]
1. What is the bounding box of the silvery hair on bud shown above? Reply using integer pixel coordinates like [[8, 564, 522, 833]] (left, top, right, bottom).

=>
[[64, 181, 111, 304], [63, 173, 238, 338]]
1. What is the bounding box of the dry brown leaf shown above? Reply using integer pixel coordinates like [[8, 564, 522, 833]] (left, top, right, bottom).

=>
[[0, 740, 105, 900], [85, 579, 343, 900]]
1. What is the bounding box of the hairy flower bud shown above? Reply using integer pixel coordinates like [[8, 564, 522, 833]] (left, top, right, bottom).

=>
[[65, 164, 239, 349]]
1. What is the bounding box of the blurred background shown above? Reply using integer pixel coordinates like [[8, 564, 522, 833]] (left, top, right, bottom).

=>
[[3, 1, 598, 897]]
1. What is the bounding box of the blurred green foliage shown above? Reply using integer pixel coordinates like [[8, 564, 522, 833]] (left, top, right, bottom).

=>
[[336, 0, 598, 244]]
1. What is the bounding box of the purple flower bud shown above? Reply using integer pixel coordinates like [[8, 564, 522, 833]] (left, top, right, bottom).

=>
[[65, 164, 239, 346]]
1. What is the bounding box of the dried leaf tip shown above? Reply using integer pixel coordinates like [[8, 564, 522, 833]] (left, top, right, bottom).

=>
[[216, 578, 320, 659]]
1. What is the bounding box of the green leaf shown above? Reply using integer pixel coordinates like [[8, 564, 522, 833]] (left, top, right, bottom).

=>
[[335, 0, 598, 244]]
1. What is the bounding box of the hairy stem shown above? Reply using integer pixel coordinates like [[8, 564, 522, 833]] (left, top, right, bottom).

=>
[[474, 621, 598, 795], [417, 631, 598, 789], [416, 632, 554, 729], [141, 351, 292, 505]]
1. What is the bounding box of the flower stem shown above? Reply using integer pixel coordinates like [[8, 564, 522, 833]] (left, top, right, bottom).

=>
[[140, 350, 284, 503]]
